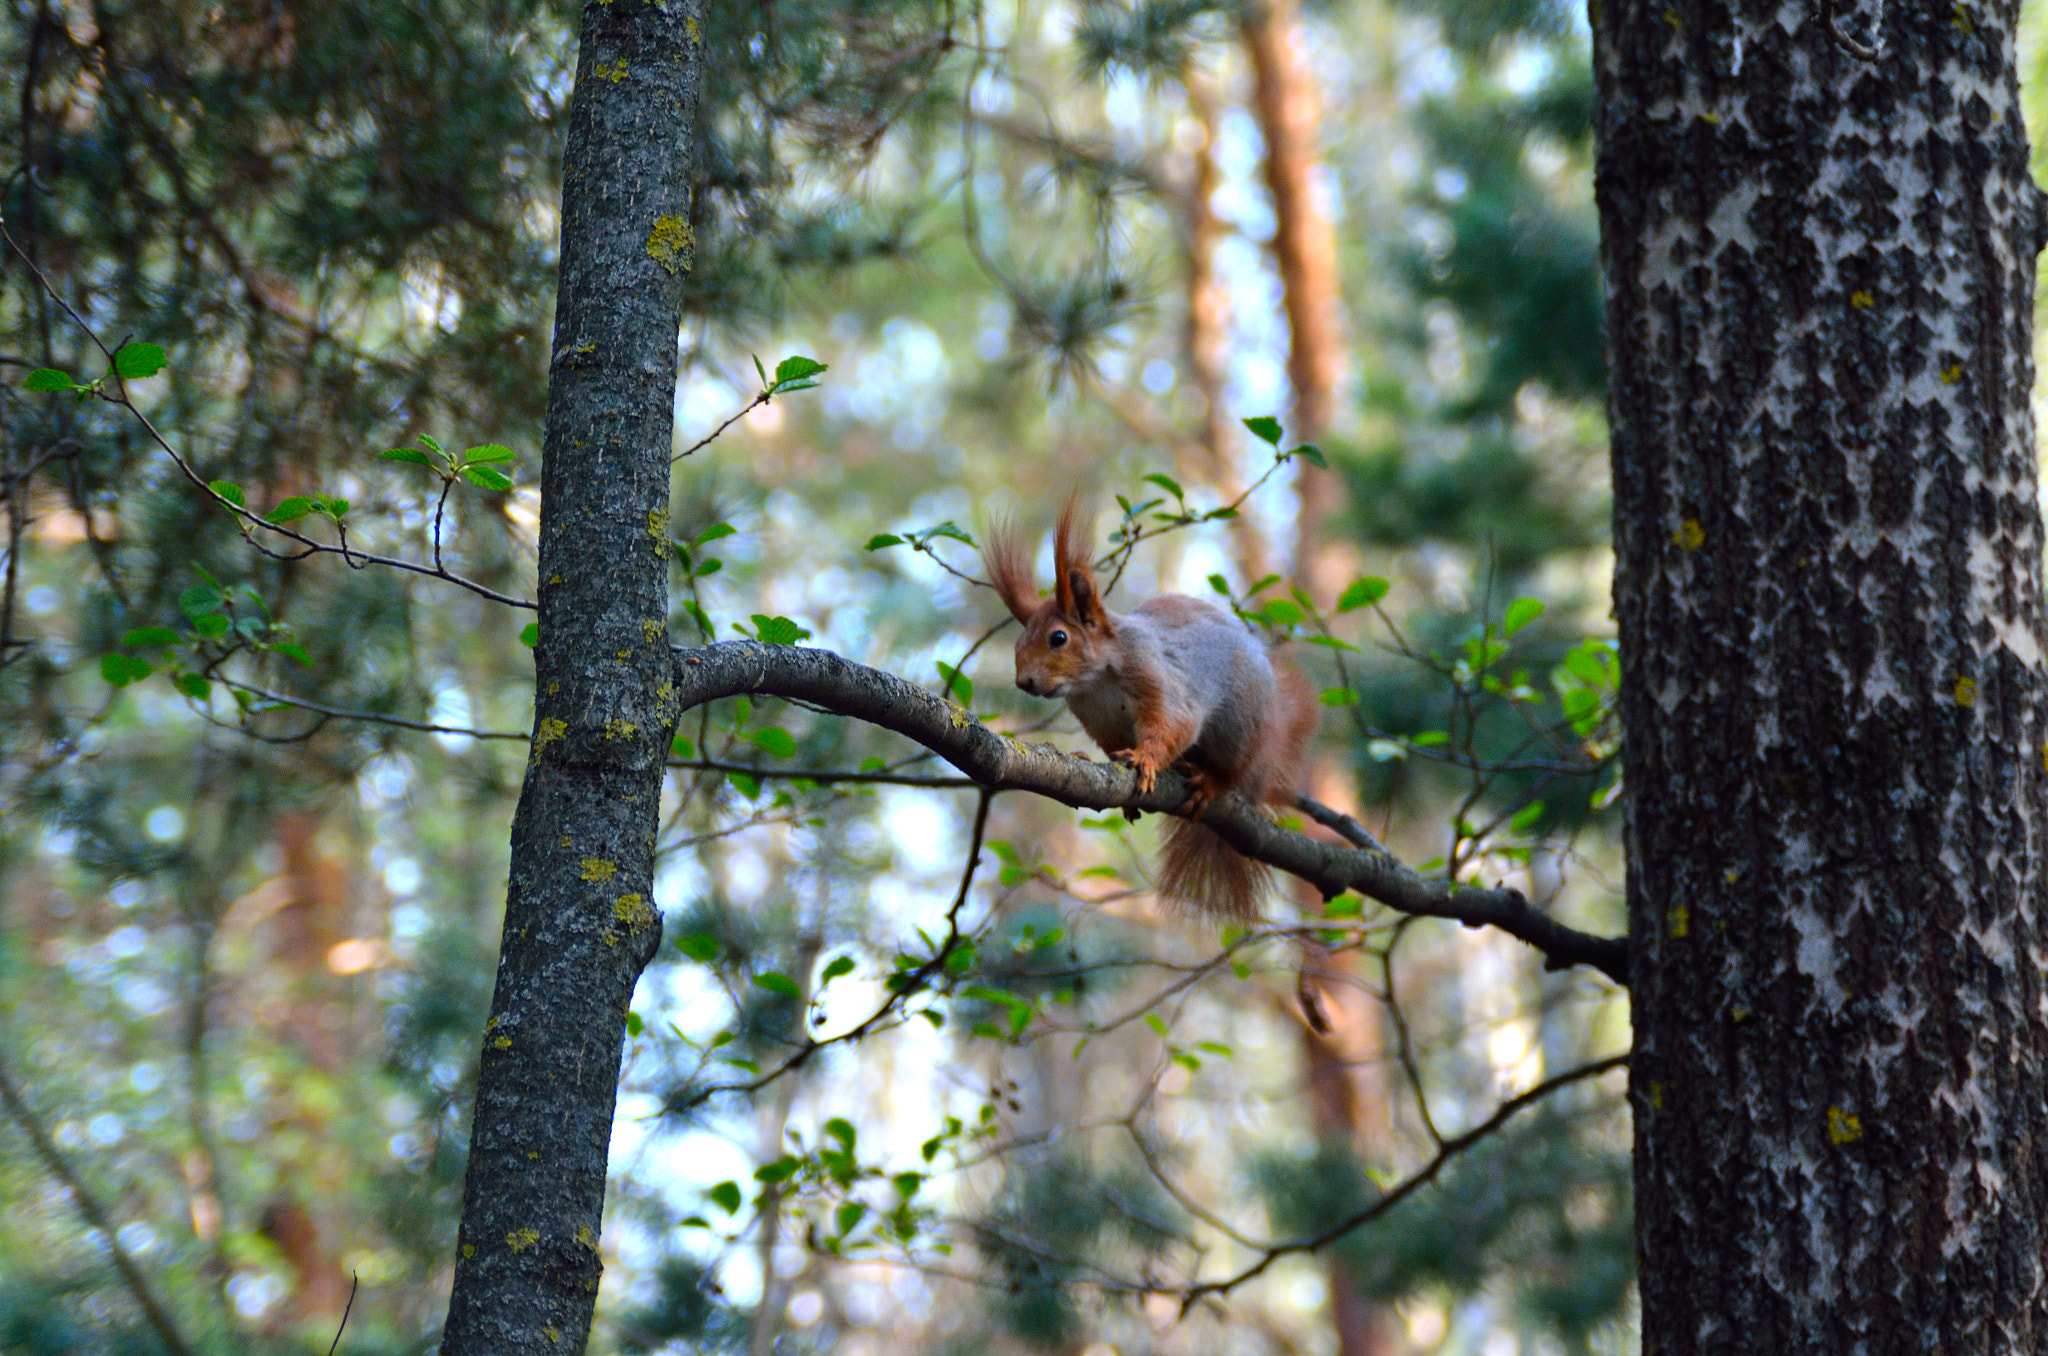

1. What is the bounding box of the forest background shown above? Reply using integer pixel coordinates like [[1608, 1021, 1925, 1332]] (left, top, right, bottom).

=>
[[0, 0, 1995, 1352]]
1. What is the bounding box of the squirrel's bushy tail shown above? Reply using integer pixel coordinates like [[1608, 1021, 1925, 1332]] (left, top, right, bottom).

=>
[[1157, 660, 1321, 920]]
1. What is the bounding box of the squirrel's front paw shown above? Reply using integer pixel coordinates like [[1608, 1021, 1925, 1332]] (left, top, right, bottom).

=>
[[1111, 748, 1160, 794]]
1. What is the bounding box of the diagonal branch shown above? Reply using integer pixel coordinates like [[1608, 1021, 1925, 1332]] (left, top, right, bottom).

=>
[[672, 641, 1629, 985]]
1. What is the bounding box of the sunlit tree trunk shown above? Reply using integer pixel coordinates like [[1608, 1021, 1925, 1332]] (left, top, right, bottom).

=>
[[1594, 0, 2048, 1345], [438, 2, 704, 1351]]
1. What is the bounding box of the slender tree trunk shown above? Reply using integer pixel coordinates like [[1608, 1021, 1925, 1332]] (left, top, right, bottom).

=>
[[438, 3, 703, 1352], [1595, 0, 2048, 1345]]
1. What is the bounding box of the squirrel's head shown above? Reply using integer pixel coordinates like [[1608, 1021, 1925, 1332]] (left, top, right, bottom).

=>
[[984, 493, 1116, 700]]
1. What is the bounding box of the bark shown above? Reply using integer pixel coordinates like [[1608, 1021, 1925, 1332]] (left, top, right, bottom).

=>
[[1593, 0, 2048, 1346], [670, 640, 1627, 983], [437, 3, 704, 1352]]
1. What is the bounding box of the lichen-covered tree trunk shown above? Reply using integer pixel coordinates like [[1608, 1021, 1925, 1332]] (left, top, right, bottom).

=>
[[1594, 0, 2048, 1346], [439, 2, 703, 1351]]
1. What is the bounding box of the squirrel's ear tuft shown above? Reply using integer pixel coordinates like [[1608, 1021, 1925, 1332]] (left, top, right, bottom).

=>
[[983, 515, 1038, 624], [1053, 490, 1098, 620]]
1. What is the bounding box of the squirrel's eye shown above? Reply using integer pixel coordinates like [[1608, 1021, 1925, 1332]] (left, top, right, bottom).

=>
[[1049, 630, 1068, 649]]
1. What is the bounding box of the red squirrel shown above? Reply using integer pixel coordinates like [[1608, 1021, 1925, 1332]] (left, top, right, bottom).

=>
[[983, 497, 1320, 920]]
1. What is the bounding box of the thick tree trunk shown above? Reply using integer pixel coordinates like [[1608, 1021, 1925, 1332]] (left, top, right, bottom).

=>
[[438, 3, 703, 1352], [1594, 0, 2048, 1346]]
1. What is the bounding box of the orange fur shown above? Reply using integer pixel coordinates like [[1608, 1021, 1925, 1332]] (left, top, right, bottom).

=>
[[982, 515, 1039, 624]]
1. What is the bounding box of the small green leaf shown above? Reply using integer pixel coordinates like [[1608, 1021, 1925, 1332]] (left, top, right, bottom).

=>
[[122, 627, 182, 647], [671, 734, 696, 759], [693, 558, 722, 577], [864, 533, 904, 550], [1320, 687, 1359, 706], [520, 622, 539, 649], [936, 661, 973, 705], [1324, 894, 1363, 918], [1291, 441, 1329, 468], [1510, 800, 1547, 834], [1260, 600, 1305, 627], [709, 1180, 743, 1214], [100, 654, 152, 686], [1504, 597, 1545, 636], [753, 971, 802, 999], [178, 585, 224, 620], [676, 933, 719, 962], [1196, 1041, 1234, 1057], [23, 368, 77, 392], [728, 771, 761, 799], [266, 496, 315, 524], [113, 343, 167, 380], [835, 1201, 867, 1235], [946, 941, 977, 974], [695, 522, 736, 546], [1242, 415, 1283, 446], [380, 446, 436, 466], [747, 727, 797, 759], [1304, 634, 1359, 651], [859, 756, 887, 773], [1337, 577, 1390, 613], [1207, 574, 1230, 595], [893, 1171, 923, 1198], [821, 956, 855, 983], [1411, 730, 1451, 747], [625, 1010, 644, 1037], [461, 465, 513, 491], [752, 615, 811, 646], [754, 1156, 800, 1183], [1143, 472, 1185, 499], [462, 444, 516, 465], [772, 354, 828, 388], [824, 1117, 856, 1151], [1144, 1013, 1169, 1037], [273, 642, 312, 666], [191, 614, 230, 638], [316, 496, 350, 518], [208, 480, 246, 508]]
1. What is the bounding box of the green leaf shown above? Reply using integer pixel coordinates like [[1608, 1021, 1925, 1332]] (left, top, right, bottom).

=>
[[1207, 574, 1230, 595], [1142, 472, 1184, 499], [824, 1117, 856, 1151], [693, 558, 722, 577], [23, 368, 77, 392], [1410, 730, 1451, 747], [864, 533, 904, 550], [1564, 687, 1603, 733], [178, 585, 224, 621], [460, 465, 513, 491], [695, 522, 736, 546], [461, 443, 515, 465], [1319, 687, 1359, 706], [754, 1156, 801, 1183], [821, 956, 855, 983], [728, 771, 760, 799], [380, 446, 435, 466], [113, 342, 167, 379], [671, 734, 696, 759], [1510, 800, 1547, 834], [191, 614, 230, 639], [273, 642, 312, 666], [946, 941, 977, 974], [772, 354, 828, 388], [935, 661, 973, 705], [1144, 1013, 1169, 1037], [1242, 415, 1283, 446], [835, 1201, 867, 1235], [1324, 894, 1363, 918], [520, 622, 539, 649], [753, 971, 802, 999], [747, 727, 797, 759], [1337, 577, 1390, 613], [1196, 1041, 1234, 1057], [1303, 634, 1359, 651], [751, 615, 811, 646], [1504, 597, 1545, 636], [122, 627, 182, 647], [266, 496, 315, 524], [708, 1181, 743, 1214], [100, 654, 152, 686], [208, 480, 246, 508], [316, 496, 350, 518], [625, 1010, 644, 1037], [676, 933, 719, 962], [859, 756, 887, 773], [1260, 599, 1305, 627], [1292, 442, 1329, 468]]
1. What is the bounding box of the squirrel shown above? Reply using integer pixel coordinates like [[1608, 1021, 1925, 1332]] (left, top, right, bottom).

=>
[[983, 496, 1320, 920]]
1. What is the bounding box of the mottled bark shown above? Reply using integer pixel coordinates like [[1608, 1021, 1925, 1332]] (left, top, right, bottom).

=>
[[1593, 0, 2048, 1346], [438, 3, 704, 1352], [671, 640, 1626, 982]]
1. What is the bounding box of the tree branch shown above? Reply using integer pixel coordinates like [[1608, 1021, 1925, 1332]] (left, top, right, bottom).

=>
[[672, 641, 1630, 985]]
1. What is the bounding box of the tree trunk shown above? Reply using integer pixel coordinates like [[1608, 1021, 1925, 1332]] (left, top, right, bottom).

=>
[[438, 3, 704, 1352], [1594, 0, 2048, 1346]]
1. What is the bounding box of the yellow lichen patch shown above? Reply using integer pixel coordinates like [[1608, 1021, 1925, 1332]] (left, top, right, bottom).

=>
[[1698, 110, 1720, 125], [463, 1244, 475, 1259], [548, 682, 560, 695], [1730, 1005, 1750, 1024], [645, 215, 695, 275], [1666, 904, 1690, 939], [543, 1328, 561, 1345], [1940, 364, 1963, 385], [1953, 1, 1974, 31], [1723, 867, 1739, 883], [486, 1015, 500, 1031], [1850, 290, 1875, 310], [647, 506, 669, 556], [508, 1227, 540, 1253], [576, 1225, 598, 1249], [534, 717, 568, 754], [559, 834, 572, 849], [594, 56, 628, 82], [492, 1036, 513, 1050], [1671, 519, 1705, 552], [572, 342, 596, 356], [1828, 1107, 1863, 1145], [604, 718, 639, 740], [1954, 676, 1979, 708], [614, 894, 656, 932], [528, 1150, 539, 1159], [643, 618, 666, 643], [1646, 1082, 1664, 1111], [1661, 7, 1679, 25], [581, 858, 618, 883]]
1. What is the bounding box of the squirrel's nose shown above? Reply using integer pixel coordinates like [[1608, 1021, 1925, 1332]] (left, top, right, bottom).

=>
[[1018, 676, 1041, 696]]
